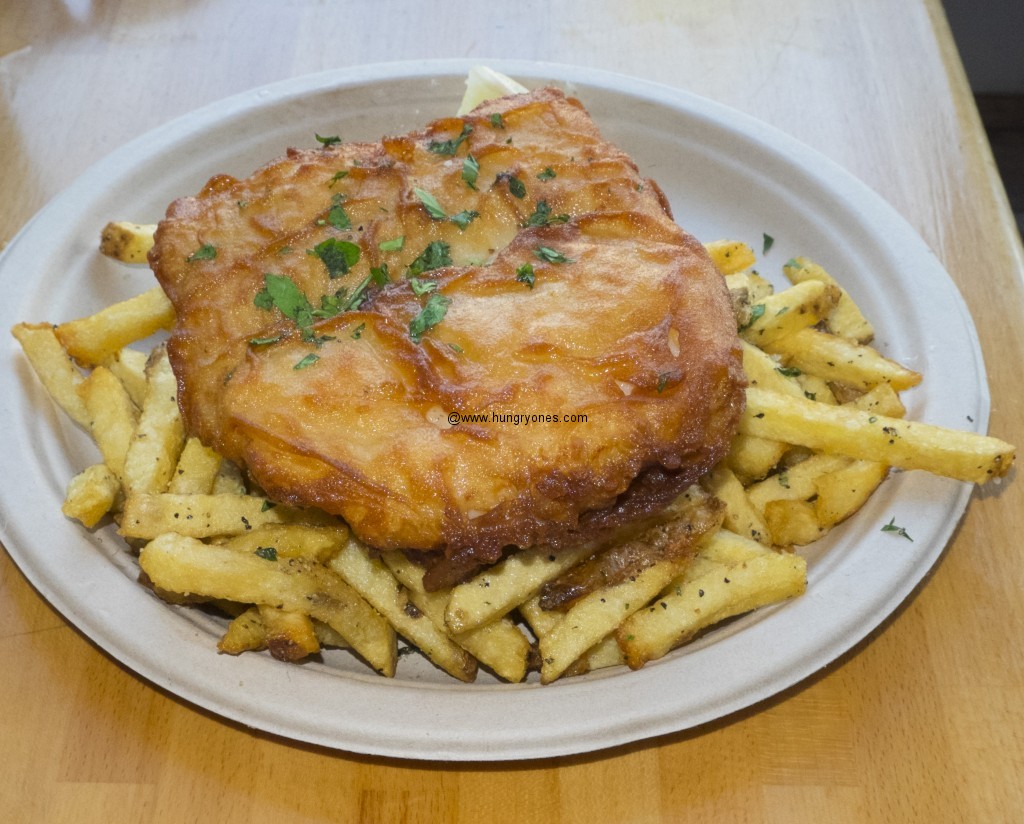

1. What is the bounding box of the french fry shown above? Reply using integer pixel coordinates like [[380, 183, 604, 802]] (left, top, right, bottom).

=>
[[783, 256, 874, 343], [218, 606, 267, 655], [99, 221, 157, 264], [763, 499, 822, 546], [258, 605, 321, 662], [538, 554, 692, 683], [741, 387, 1014, 483], [329, 539, 478, 682], [168, 437, 226, 495], [740, 281, 840, 346], [617, 530, 806, 668], [62, 463, 120, 528], [11, 323, 91, 430], [745, 453, 852, 514], [104, 346, 149, 407], [55, 286, 175, 367], [382, 551, 531, 683], [140, 533, 396, 675], [814, 459, 890, 528], [445, 542, 594, 634], [218, 523, 348, 563], [764, 327, 922, 392], [77, 366, 139, 481], [120, 347, 186, 496], [119, 492, 303, 540], [726, 432, 789, 485], [705, 240, 756, 274], [702, 464, 771, 545]]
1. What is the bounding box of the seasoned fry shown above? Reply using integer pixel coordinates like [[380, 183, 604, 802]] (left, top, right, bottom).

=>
[[218, 606, 267, 655], [445, 542, 594, 634], [62, 463, 120, 528], [218, 523, 348, 563], [168, 437, 227, 495], [99, 221, 157, 264], [705, 239, 756, 274], [104, 346, 149, 407], [77, 366, 138, 481], [119, 492, 302, 540], [617, 530, 806, 668], [140, 533, 396, 675], [740, 280, 841, 346], [814, 459, 890, 528], [741, 387, 1014, 483], [55, 286, 174, 367], [702, 464, 771, 545], [120, 347, 186, 496], [383, 551, 531, 682], [764, 327, 922, 392], [329, 539, 478, 682], [11, 323, 91, 430], [783, 256, 874, 343], [258, 605, 321, 662]]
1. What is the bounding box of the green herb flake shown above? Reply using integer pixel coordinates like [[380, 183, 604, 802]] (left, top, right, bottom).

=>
[[249, 334, 282, 346], [462, 154, 480, 190], [315, 133, 341, 147], [254, 546, 278, 561], [369, 263, 391, 286], [507, 175, 526, 198], [515, 263, 535, 289], [408, 277, 438, 296], [294, 353, 320, 370], [351, 322, 366, 340], [328, 170, 349, 186], [739, 303, 766, 331], [785, 258, 801, 270], [775, 365, 802, 378], [881, 517, 913, 542], [450, 209, 480, 230], [427, 122, 473, 156], [378, 236, 405, 252], [537, 167, 556, 180], [489, 113, 505, 129], [413, 187, 448, 220], [533, 245, 574, 264], [409, 293, 452, 343], [657, 373, 669, 393], [313, 237, 361, 278], [407, 241, 452, 276], [524, 199, 569, 228], [254, 273, 313, 323], [762, 233, 775, 255], [187, 243, 217, 263], [327, 193, 352, 230]]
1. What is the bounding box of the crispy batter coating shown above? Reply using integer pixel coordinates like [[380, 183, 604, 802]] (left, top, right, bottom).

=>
[[150, 88, 745, 566]]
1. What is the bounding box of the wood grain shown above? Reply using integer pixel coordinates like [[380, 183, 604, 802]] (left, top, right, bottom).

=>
[[2, 1, 1023, 821]]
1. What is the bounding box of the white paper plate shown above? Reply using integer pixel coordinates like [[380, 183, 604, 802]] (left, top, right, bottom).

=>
[[0, 60, 987, 761]]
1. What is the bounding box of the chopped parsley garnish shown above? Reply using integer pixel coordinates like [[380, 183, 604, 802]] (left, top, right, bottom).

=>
[[408, 241, 452, 276], [739, 303, 766, 330], [293, 353, 320, 370], [315, 133, 341, 147], [409, 293, 451, 343], [313, 238, 361, 278], [462, 154, 480, 190], [370, 263, 391, 285], [327, 193, 351, 230], [378, 236, 405, 252], [489, 113, 505, 129], [762, 233, 775, 255], [775, 365, 802, 378], [187, 243, 217, 262], [427, 122, 473, 156], [328, 170, 349, 186], [507, 175, 526, 198], [524, 200, 569, 228], [537, 167, 556, 180], [254, 546, 278, 561], [249, 334, 282, 346], [657, 373, 669, 393], [785, 258, 801, 270], [515, 263, 535, 288], [533, 245, 574, 264], [351, 322, 365, 339], [881, 517, 913, 542], [408, 277, 438, 296], [253, 273, 350, 346], [413, 187, 448, 220], [449, 209, 480, 230]]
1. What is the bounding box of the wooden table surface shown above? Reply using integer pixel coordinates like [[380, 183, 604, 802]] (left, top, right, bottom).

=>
[[3, 1, 1022, 821]]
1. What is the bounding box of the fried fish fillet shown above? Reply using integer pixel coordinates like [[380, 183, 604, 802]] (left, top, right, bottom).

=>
[[150, 88, 745, 570]]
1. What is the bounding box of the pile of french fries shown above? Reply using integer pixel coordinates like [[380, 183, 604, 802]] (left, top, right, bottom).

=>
[[10, 225, 1014, 685]]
